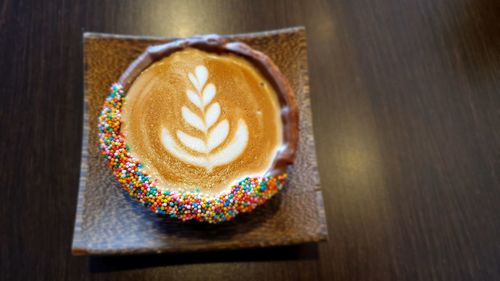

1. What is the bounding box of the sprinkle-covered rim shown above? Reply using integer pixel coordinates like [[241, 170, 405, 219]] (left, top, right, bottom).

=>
[[98, 83, 288, 223]]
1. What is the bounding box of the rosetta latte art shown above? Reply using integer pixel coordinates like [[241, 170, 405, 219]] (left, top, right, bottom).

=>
[[121, 48, 283, 194], [161, 65, 249, 171]]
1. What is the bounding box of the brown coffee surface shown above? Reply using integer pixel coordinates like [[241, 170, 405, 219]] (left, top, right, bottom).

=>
[[122, 48, 283, 194]]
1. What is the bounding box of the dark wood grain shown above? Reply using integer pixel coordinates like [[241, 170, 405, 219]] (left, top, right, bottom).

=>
[[1, 0, 499, 280], [71, 28, 327, 255]]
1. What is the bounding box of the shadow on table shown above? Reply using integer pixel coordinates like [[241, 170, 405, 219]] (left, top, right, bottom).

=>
[[88, 242, 319, 272], [452, 0, 500, 81]]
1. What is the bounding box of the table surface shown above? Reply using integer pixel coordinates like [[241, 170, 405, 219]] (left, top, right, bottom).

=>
[[1, 0, 499, 280]]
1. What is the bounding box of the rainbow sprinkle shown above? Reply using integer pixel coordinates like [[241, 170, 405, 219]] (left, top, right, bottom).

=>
[[98, 83, 288, 223]]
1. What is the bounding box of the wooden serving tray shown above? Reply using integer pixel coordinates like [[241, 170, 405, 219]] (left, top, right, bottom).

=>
[[72, 27, 327, 255]]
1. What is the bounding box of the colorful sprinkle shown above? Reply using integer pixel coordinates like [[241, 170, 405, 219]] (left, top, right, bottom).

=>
[[98, 83, 288, 223]]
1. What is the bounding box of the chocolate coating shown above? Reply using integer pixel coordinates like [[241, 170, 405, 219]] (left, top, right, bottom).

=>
[[118, 35, 299, 178]]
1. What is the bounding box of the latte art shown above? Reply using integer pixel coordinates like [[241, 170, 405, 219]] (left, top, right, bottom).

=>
[[161, 65, 249, 171], [122, 49, 283, 194]]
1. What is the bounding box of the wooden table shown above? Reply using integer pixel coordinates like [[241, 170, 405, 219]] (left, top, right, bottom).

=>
[[1, 0, 499, 280]]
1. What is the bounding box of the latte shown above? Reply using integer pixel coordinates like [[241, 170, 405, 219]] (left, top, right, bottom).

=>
[[122, 48, 283, 194], [99, 35, 298, 222]]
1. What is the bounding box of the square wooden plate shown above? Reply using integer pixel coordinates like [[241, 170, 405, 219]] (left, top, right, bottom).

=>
[[71, 27, 327, 255]]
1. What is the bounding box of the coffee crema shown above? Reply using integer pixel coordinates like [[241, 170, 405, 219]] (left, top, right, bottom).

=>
[[122, 48, 283, 194]]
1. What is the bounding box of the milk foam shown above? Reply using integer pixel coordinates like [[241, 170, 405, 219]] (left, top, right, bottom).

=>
[[122, 49, 282, 194], [160, 65, 249, 171]]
